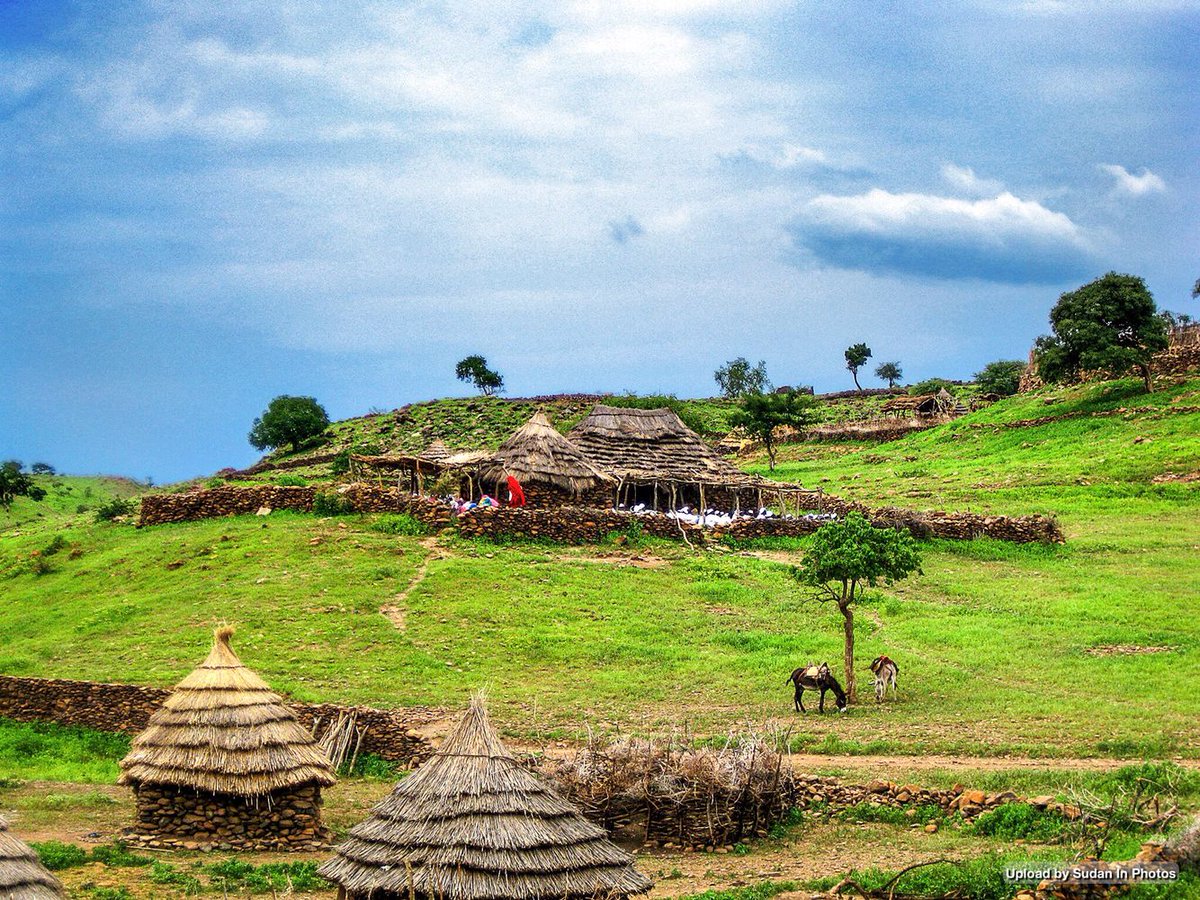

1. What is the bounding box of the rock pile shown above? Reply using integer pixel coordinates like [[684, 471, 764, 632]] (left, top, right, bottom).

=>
[[793, 774, 1031, 821], [125, 784, 328, 852]]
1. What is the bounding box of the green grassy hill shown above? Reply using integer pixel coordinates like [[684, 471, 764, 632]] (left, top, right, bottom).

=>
[[2, 377, 1197, 757]]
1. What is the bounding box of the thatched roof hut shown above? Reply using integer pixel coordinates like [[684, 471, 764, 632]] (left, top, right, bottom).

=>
[[119, 626, 336, 797], [419, 440, 452, 464], [478, 412, 614, 498], [567, 406, 749, 484], [0, 817, 64, 900], [319, 695, 652, 900]]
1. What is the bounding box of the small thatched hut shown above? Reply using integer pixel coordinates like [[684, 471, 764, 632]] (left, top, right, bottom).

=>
[[477, 412, 614, 507], [0, 817, 63, 900], [319, 695, 652, 900], [419, 440, 452, 464], [118, 626, 336, 851]]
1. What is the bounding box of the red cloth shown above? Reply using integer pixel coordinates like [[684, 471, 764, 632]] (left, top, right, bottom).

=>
[[506, 476, 526, 507]]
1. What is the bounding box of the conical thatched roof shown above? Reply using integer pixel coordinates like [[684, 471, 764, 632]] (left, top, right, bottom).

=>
[[319, 696, 652, 900], [478, 412, 614, 496], [118, 626, 336, 797], [568, 405, 750, 483], [419, 440, 452, 464], [0, 817, 64, 900]]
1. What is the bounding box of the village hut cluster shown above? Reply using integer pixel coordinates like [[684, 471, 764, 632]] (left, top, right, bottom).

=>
[[351, 403, 826, 525]]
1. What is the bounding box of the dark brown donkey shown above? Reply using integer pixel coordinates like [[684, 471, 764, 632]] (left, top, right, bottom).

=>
[[786, 662, 848, 713]]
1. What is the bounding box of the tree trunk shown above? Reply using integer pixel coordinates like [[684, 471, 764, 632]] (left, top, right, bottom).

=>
[[766, 436, 776, 471], [852, 370, 862, 392]]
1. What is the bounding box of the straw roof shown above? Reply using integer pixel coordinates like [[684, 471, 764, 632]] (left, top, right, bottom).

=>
[[419, 440, 452, 464], [319, 696, 652, 900], [478, 412, 614, 496], [0, 817, 64, 900], [568, 406, 751, 484], [118, 626, 336, 797]]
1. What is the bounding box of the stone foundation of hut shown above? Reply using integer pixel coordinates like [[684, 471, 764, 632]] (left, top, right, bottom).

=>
[[126, 783, 329, 851]]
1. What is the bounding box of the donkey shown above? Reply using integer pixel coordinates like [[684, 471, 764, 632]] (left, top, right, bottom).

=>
[[869, 655, 899, 702], [786, 662, 848, 713]]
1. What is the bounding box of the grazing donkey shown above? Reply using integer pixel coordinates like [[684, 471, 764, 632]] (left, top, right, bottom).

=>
[[786, 662, 848, 713], [869, 655, 899, 702]]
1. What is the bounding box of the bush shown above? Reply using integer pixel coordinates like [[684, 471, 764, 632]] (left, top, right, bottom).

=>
[[90, 842, 152, 867], [94, 497, 134, 522], [339, 753, 401, 780], [29, 841, 88, 870], [87, 888, 132, 900], [148, 861, 203, 894], [41, 535, 68, 556], [203, 858, 327, 893], [974, 359, 1026, 396], [909, 377, 956, 396], [312, 490, 355, 517], [330, 450, 351, 475], [274, 474, 308, 487], [369, 514, 429, 536], [971, 803, 1067, 842]]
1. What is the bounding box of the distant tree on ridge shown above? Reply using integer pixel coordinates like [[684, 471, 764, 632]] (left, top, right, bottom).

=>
[[714, 357, 770, 399], [248, 396, 331, 453], [874, 361, 902, 388], [844, 343, 872, 392], [455, 355, 504, 396]]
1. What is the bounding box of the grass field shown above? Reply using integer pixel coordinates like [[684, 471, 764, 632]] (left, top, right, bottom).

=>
[[2, 377, 1198, 758]]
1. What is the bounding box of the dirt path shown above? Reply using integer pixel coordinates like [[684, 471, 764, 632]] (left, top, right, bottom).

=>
[[380, 537, 446, 630]]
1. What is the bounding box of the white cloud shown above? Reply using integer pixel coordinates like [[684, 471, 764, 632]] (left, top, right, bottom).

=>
[[941, 163, 1005, 197], [1098, 163, 1166, 197], [737, 143, 830, 170], [793, 188, 1096, 283]]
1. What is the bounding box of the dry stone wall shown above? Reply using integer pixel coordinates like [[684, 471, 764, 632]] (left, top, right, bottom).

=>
[[0, 675, 437, 765], [126, 783, 328, 851], [139, 485, 315, 525]]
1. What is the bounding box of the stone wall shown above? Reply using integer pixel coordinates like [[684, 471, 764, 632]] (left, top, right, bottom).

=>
[[126, 783, 327, 851], [139, 485, 315, 525], [0, 675, 437, 765]]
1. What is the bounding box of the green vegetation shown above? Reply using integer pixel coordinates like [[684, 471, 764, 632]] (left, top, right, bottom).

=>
[[0, 460, 47, 508], [0, 718, 129, 783], [844, 342, 871, 391], [455, 354, 504, 396], [248, 395, 331, 453], [729, 390, 818, 470], [874, 360, 902, 388], [714, 357, 770, 399], [974, 359, 1026, 396], [970, 803, 1068, 842]]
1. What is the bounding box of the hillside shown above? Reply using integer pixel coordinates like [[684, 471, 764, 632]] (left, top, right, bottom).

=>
[[2, 376, 1198, 758]]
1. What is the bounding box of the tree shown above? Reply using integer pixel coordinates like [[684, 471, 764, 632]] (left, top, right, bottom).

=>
[[1193, 277, 1199, 299], [792, 512, 921, 703], [30, 462, 56, 475], [248, 396, 330, 453], [714, 357, 770, 399], [455, 355, 504, 396], [729, 390, 818, 470], [844, 343, 872, 392], [1034, 272, 1168, 394], [0, 460, 47, 509], [974, 359, 1026, 397], [874, 361, 902, 388]]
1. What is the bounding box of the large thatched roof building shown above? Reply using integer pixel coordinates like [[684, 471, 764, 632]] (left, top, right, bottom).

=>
[[119, 626, 336, 851], [0, 817, 63, 900], [478, 412, 614, 507], [319, 695, 652, 900]]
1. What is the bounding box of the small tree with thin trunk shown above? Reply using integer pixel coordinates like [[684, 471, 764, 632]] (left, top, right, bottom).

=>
[[844, 343, 872, 392], [455, 355, 504, 396], [874, 361, 902, 388], [729, 390, 818, 470], [792, 512, 921, 703]]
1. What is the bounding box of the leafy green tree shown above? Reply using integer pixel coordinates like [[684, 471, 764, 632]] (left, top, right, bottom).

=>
[[973, 359, 1026, 397], [714, 357, 770, 399], [1034, 272, 1168, 394], [792, 512, 921, 702], [844, 343, 872, 392], [874, 361, 902, 388], [30, 462, 56, 475], [0, 460, 47, 509], [455, 355, 504, 396], [248, 396, 330, 453], [729, 390, 818, 470]]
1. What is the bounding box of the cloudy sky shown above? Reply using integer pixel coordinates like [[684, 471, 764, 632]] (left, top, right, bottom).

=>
[[2, 1, 1196, 482]]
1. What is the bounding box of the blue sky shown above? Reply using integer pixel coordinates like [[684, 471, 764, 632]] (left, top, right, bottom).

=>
[[2, 0, 1197, 482]]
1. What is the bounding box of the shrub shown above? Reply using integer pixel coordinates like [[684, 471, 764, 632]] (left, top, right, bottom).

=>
[[94, 497, 134, 522], [909, 377, 956, 396], [90, 842, 152, 867], [29, 841, 88, 870], [330, 450, 351, 475], [87, 888, 132, 900], [204, 858, 327, 893], [974, 359, 1026, 396], [971, 803, 1067, 842], [369, 514, 430, 536], [42, 535, 68, 556], [148, 861, 203, 894], [313, 490, 355, 517], [27, 555, 54, 577], [274, 474, 308, 487], [339, 753, 401, 780]]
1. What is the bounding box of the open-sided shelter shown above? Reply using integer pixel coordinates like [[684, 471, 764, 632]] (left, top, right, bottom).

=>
[[319, 695, 652, 900], [477, 412, 614, 507], [568, 405, 818, 513], [118, 626, 336, 851], [0, 817, 63, 900]]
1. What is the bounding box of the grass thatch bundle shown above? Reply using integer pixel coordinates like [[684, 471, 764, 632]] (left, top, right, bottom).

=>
[[118, 625, 336, 797], [568, 406, 751, 483], [545, 731, 795, 849], [419, 440, 452, 464], [478, 412, 614, 497], [319, 695, 652, 900], [0, 816, 64, 900]]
